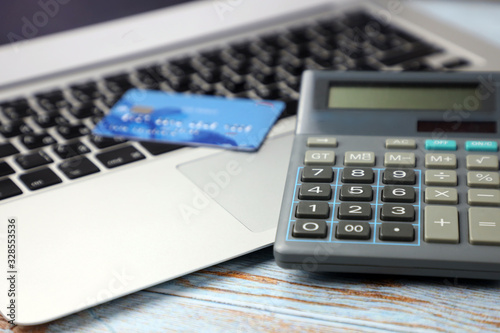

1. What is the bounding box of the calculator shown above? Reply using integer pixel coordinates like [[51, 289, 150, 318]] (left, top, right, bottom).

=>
[[274, 70, 500, 279]]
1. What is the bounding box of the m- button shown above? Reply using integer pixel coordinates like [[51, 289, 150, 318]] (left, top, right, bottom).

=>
[[384, 152, 415, 167]]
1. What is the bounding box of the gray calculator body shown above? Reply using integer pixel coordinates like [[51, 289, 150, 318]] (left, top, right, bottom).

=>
[[274, 70, 500, 279]]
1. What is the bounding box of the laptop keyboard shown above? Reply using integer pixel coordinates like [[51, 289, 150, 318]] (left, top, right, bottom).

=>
[[0, 11, 470, 201]]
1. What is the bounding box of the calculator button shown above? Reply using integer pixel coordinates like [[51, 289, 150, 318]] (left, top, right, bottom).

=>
[[296, 201, 330, 219], [382, 186, 415, 203], [424, 170, 457, 186], [380, 204, 415, 222], [425, 139, 457, 151], [339, 185, 373, 201], [424, 153, 457, 169], [379, 223, 414, 242], [385, 138, 416, 149], [382, 169, 416, 185], [384, 152, 415, 167], [466, 155, 499, 171], [344, 151, 375, 166], [338, 203, 372, 220], [468, 207, 500, 245], [336, 221, 371, 240], [425, 187, 458, 204], [304, 150, 335, 165], [341, 167, 374, 183], [424, 206, 459, 244], [467, 189, 500, 206], [292, 221, 328, 239], [307, 136, 337, 148], [467, 172, 500, 188], [301, 166, 333, 182], [465, 141, 498, 152], [298, 184, 332, 200]]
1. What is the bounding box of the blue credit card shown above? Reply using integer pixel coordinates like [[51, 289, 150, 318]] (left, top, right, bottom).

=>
[[93, 89, 285, 151]]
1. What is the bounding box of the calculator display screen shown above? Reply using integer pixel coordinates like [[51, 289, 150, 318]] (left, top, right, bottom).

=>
[[328, 85, 480, 111]]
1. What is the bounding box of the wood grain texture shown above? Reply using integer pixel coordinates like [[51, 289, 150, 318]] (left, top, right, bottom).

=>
[[3, 247, 500, 332]]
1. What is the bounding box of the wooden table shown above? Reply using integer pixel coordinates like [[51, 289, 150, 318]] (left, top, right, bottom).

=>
[[2, 247, 500, 332]]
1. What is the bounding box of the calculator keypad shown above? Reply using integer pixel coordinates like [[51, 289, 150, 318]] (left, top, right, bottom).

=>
[[286, 136, 500, 247]]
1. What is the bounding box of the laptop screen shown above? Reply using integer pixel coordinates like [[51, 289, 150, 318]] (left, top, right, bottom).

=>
[[0, 0, 193, 47]]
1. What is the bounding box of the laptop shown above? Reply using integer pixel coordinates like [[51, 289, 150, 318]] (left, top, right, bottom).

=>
[[1, 0, 499, 325]]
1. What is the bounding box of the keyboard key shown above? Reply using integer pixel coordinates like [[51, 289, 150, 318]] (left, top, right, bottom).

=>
[[341, 167, 374, 183], [56, 124, 91, 139], [20, 133, 57, 150], [339, 185, 373, 201], [15, 151, 53, 170], [35, 90, 69, 111], [292, 220, 328, 239], [20, 168, 62, 191], [380, 204, 415, 222], [424, 206, 459, 244], [96, 146, 145, 169], [104, 73, 135, 94], [336, 221, 371, 240], [378, 41, 440, 66], [89, 135, 127, 149], [69, 103, 103, 119], [53, 141, 91, 159], [0, 99, 35, 120], [34, 111, 69, 128], [0, 120, 33, 138], [295, 201, 330, 219], [139, 142, 184, 156], [383, 169, 416, 185], [58, 157, 100, 179], [382, 186, 415, 203], [0, 142, 20, 158], [70, 82, 102, 102], [0, 178, 23, 200], [298, 183, 332, 200], [338, 203, 372, 220], [0, 162, 15, 178], [301, 166, 333, 182], [379, 223, 414, 242]]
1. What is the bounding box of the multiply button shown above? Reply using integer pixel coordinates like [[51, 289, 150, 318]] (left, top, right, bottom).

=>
[[384, 152, 415, 167], [466, 155, 499, 171], [304, 150, 335, 165], [425, 187, 458, 204], [425, 170, 457, 186], [468, 207, 500, 245], [424, 206, 459, 244]]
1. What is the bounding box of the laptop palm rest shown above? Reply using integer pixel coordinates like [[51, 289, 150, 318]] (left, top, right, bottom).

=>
[[178, 133, 294, 233]]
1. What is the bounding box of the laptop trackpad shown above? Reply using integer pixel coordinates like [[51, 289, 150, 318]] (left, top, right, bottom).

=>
[[177, 133, 294, 232]]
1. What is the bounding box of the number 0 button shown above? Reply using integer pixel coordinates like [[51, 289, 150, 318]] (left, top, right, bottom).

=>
[[293, 221, 328, 238], [296, 201, 330, 219]]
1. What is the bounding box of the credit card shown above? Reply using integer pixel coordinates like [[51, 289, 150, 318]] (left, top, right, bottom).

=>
[[93, 89, 285, 151]]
